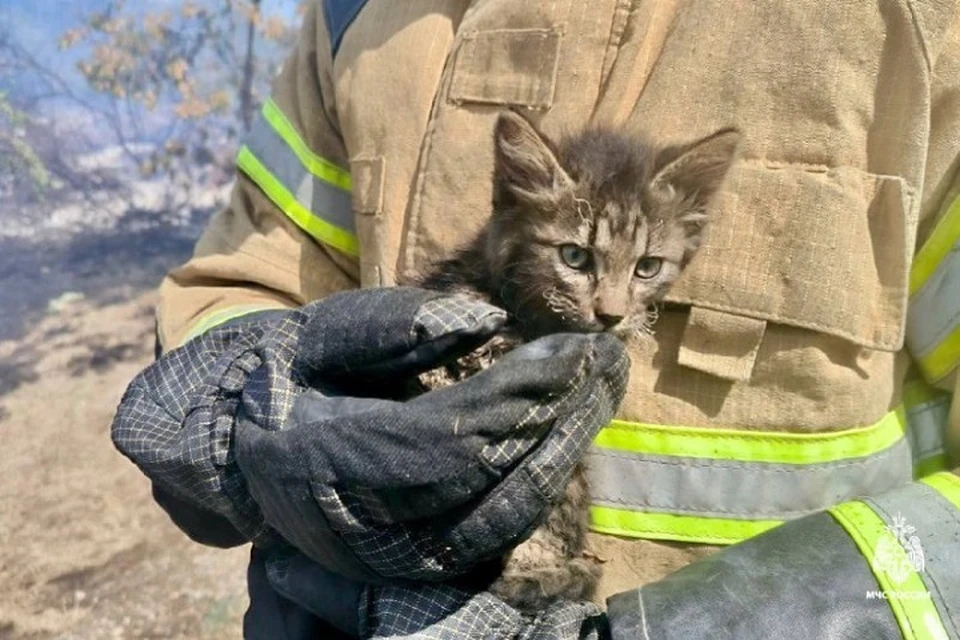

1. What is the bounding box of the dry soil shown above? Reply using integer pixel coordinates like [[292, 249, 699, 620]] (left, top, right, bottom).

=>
[[0, 290, 249, 639]]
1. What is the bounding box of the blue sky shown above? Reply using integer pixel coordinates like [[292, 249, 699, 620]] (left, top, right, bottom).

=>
[[1, 0, 302, 148], [0, 0, 302, 87], [1, 0, 93, 78], [3, 0, 91, 39]]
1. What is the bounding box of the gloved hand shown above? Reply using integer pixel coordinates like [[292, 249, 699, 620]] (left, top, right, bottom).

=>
[[360, 582, 607, 640], [111, 287, 629, 589], [260, 546, 607, 639], [263, 472, 960, 640], [603, 473, 960, 640]]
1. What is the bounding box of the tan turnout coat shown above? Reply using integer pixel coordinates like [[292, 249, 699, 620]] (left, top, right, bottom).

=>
[[158, 0, 960, 602]]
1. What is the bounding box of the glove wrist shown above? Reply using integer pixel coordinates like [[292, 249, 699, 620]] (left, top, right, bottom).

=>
[[606, 473, 960, 639]]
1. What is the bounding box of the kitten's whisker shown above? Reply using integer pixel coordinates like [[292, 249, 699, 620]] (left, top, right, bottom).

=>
[[574, 197, 593, 224], [542, 286, 579, 321], [645, 302, 661, 325], [634, 325, 655, 338], [632, 302, 661, 337]]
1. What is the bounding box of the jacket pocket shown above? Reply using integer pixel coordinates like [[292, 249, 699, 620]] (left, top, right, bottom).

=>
[[448, 28, 562, 108], [667, 162, 916, 352]]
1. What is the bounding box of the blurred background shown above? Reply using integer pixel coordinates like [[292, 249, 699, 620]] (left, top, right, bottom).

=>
[[0, 1, 305, 637]]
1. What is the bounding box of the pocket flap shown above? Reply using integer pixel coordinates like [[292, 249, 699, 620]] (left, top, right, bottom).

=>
[[678, 307, 767, 382], [449, 28, 562, 108], [666, 163, 915, 352]]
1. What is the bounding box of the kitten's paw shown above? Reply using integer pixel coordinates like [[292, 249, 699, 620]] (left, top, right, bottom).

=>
[[490, 557, 602, 613]]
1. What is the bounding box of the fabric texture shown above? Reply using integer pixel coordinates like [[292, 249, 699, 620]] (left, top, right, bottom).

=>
[[235, 292, 629, 582], [245, 546, 349, 639], [113, 285, 629, 584], [248, 544, 609, 639], [607, 512, 900, 640], [146, 0, 960, 627], [259, 545, 363, 637], [361, 583, 606, 640]]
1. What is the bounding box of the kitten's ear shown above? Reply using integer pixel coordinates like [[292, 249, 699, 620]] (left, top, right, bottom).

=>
[[651, 127, 742, 208], [652, 128, 741, 264], [494, 109, 573, 208]]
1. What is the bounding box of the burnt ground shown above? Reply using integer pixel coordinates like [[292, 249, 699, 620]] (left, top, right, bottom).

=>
[[0, 203, 251, 639]]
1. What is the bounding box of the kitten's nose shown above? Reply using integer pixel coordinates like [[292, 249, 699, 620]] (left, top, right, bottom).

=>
[[596, 313, 624, 329]]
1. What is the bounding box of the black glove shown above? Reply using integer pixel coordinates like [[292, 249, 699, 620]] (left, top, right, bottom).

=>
[[259, 547, 607, 639], [269, 472, 960, 639], [112, 287, 628, 588], [605, 473, 960, 640]]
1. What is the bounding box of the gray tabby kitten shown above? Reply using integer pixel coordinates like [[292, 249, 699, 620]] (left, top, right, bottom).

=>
[[408, 109, 741, 612]]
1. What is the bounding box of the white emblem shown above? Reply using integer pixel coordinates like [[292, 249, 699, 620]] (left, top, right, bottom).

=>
[[873, 513, 925, 586]]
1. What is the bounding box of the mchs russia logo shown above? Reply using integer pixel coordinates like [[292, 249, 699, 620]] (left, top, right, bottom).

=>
[[873, 513, 925, 586]]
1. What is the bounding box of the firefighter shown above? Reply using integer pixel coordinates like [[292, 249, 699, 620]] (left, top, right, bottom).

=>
[[112, 1, 960, 637]]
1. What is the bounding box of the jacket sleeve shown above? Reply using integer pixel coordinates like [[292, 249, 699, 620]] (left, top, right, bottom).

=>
[[146, 2, 359, 546], [605, 19, 960, 640], [606, 471, 960, 640], [906, 13, 960, 465], [156, 0, 359, 352]]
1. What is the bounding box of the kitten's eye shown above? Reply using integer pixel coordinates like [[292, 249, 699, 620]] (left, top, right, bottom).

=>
[[559, 244, 591, 270], [635, 257, 663, 279]]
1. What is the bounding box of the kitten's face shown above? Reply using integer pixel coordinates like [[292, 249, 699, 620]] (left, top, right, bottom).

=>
[[486, 110, 741, 340]]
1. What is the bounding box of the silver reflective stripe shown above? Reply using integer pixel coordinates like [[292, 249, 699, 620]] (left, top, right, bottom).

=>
[[585, 436, 913, 520], [907, 243, 960, 358], [245, 110, 355, 234], [865, 484, 960, 637], [905, 395, 950, 463]]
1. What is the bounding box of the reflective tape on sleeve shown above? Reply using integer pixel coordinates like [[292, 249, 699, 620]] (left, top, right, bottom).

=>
[[586, 408, 913, 541], [238, 99, 358, 256], [587, 395, 949, 545], [589, 507, 782, 544], [908, 196, 960, 382], [904, 380, 952, 478], [847, 474, 960, 639], [921, 471, 960, 511], [181, 304, 285, 346], [828, 500, 950, 640]]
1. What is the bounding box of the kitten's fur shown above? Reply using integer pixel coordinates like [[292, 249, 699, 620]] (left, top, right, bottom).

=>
[[407, 109, 741, 611]]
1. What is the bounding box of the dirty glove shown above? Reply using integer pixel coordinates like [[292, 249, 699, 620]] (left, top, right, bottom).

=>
[[260, 545, 608, 638], [605, 472, 960, 640], [111, 287, 629, 587], [359, 582, 607, 640], [270, 472, 959, 639]]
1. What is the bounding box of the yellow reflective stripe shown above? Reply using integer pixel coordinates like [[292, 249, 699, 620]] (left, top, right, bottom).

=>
[[828, 501, 948, 640], [903, 379, 948, 408], [921, 471, 960, 512], [182, 304, 284, 345], [589, 505, 781, 544], [915, 454, 951, 480], [260, 98, 352, 191], [594, 407, 905, 465], [909, 194, 960, 381], [902, 378, 951, 477], [917, 325, 960, 383], [910, 195, 960, 295], [237, 146, 360, 256]]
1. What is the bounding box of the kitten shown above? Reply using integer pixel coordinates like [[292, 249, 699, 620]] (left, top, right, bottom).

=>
[[407, 109, 741, 611]]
